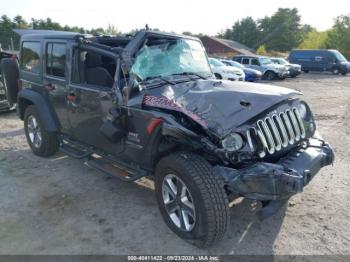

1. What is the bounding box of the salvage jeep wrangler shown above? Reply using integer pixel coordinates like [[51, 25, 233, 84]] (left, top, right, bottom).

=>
[[8, 29, 334, 247]]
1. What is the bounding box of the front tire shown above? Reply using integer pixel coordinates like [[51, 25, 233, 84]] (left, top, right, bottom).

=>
[[155, 152, 229, 248], [24, 105, 59, 157], [332, 67, 340, 75], [264, 71, 276, 80]]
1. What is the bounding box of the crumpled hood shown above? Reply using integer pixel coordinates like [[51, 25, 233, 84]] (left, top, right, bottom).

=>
[[143, 79, 301, 137]]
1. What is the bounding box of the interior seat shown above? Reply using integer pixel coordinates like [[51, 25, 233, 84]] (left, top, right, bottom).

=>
[[85, 52, 114, 87]]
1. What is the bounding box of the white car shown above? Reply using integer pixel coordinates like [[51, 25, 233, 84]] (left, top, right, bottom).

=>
[[208, 57, 245, 81]]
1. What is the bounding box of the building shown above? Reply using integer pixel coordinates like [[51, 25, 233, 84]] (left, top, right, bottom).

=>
[[200, 36, 255, 58]]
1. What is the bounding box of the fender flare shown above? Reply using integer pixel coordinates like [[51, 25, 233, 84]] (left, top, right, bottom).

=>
[[17, 89, 60, 132]]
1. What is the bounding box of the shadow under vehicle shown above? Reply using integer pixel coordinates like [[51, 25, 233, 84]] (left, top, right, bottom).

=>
[[5, 29, 335, 248]]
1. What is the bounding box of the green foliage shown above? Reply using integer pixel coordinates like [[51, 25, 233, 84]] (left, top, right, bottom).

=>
[[256, 45, 267, 55], [298, 29, 328, 49], [324, 15, 350, 57], [258, 8, 307, 52], [221, 8, 312, 52], [221, 17, 260, 48], [182, 31, 204, 37], [0, 15, 121, 50]]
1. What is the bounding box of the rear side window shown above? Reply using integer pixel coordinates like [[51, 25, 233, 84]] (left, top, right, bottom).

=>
[[46, 43, 66, 78], [242, 58, 250, 65], [233, 57, 241, 63], [21, 41, 41, 74]]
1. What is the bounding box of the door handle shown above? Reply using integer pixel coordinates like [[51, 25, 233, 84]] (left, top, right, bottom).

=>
[[67, 92, 77, 102], [44, 83, 56, 91]]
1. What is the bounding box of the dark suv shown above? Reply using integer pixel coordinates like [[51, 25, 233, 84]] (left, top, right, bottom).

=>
[[7, 30, 334, 247], [0, 50, 18, 111]]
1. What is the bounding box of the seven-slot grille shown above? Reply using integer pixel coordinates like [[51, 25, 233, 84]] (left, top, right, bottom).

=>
[[247, 107, 306, 158]]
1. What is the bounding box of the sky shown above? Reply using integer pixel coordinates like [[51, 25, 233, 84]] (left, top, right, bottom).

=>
[[1, 0, 349, 35]]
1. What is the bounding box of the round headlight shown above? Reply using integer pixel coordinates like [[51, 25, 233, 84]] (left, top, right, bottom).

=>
[[297, 103, 308, 119], [222, 133, 244, 152]]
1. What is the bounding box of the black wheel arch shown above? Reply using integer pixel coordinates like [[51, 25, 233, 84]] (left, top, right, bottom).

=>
[[17, 89, 60, 132]]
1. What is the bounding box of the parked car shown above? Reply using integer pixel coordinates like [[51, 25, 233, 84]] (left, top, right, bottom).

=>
[[220, 59, 262, 82], [6, 29, 334, 247], [288, 49, 350, 75], [208, 57, 245, 81], [0, 50, 18, 111], [271, 57, 301, 78], [233, 55, 289, 80]]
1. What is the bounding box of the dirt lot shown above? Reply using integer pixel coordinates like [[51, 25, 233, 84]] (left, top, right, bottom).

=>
[[0, 73, 349, 255]]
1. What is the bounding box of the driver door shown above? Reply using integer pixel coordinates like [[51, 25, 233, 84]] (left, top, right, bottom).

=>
[[67, 45, 123, 155]]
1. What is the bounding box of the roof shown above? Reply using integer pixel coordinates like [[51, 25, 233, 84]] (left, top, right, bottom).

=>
[[14, 29, 86, 40], [234, 54, 263, 58], [201, 36, 255, 55]]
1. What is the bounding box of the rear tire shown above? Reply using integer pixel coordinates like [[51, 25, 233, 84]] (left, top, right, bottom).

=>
[[303, 69, 309, 73], [24, 105, 59, 157], [155, 152, 229, 248], [0, 58, 19, 104]]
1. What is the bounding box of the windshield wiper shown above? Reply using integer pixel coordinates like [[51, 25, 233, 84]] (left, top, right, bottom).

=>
[[171, 72, 208, 80], [142, 75, 175, 85]]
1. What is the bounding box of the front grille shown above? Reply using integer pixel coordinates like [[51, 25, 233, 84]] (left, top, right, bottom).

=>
[[247, 107, 306, 158]]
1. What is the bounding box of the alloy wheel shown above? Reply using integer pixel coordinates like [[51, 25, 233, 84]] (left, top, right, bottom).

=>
[[162, 174, 196, 232], [27, 115, 42, 148]]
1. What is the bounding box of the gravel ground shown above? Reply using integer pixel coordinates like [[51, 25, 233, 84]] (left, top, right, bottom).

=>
[[0, 73, 349, 255]]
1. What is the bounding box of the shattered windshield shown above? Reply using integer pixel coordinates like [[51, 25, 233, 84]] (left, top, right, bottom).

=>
[[131, 38, 212, 81]]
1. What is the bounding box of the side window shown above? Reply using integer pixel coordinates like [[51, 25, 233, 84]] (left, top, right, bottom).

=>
[[233, 57, 241, 63], [46, 43, 66, 78], [72, 48, 116, 89], [242, 58, 250, 65], [251, 59, 260, 66], [21, 41, 41, 74]]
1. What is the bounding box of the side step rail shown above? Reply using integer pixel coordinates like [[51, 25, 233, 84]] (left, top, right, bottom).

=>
[[86, 155, 147, 182], [59, 139, 93, 159]]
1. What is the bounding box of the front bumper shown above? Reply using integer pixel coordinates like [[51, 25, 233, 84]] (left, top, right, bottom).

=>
[[277, 71, 289, 78], [289, 68, 301, 76], [214, 138, 334, 201]]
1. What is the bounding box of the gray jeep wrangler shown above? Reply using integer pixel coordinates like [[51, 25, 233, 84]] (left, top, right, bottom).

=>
[[4, 29, 334, 247]]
